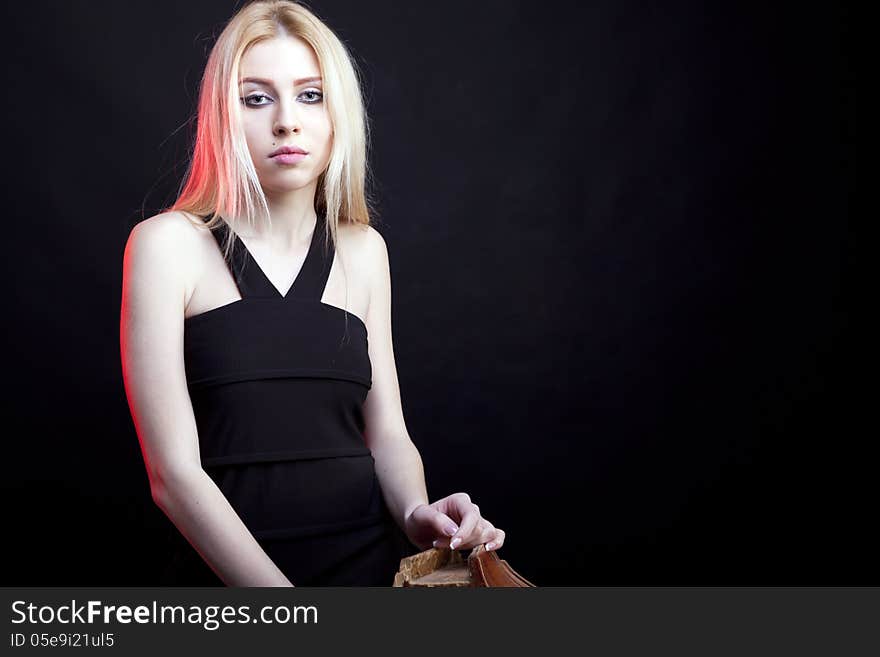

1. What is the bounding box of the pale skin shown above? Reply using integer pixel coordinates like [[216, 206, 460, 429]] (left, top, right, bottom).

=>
[[120, 32, 504, 587]]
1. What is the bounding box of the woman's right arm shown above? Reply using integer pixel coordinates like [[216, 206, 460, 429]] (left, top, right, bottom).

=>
[[120, 213, 293, 587]]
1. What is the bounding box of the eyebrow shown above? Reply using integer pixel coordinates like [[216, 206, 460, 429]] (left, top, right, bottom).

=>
[[238, 76, 323, 87]]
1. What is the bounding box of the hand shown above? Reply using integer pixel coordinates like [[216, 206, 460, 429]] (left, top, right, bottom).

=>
[[404, 492, 506, 552]]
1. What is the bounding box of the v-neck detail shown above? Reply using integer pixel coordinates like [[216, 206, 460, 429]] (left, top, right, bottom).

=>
[[216, 212, 330, 301]]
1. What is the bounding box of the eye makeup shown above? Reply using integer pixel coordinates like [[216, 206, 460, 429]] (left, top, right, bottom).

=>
[[239, 89, 324, 107]]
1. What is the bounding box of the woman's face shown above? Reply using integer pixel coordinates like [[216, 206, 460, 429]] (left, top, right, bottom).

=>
[[237, 34, 332, 194]]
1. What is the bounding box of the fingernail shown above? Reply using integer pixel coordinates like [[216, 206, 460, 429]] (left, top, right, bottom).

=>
[[450, 537, 462, 549], [485, 542, 495, 551], [444, 525, 458, 536]]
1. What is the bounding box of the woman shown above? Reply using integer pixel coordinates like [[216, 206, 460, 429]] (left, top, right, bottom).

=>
[[120, 0, 506, 586]]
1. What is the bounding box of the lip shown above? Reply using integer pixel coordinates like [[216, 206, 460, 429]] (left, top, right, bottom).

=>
[[271, 152, 308, 164], [269, 145, 308, 157]]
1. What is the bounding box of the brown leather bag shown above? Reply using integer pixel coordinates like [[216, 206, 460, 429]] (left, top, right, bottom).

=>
[[393, 544, 536, 587]]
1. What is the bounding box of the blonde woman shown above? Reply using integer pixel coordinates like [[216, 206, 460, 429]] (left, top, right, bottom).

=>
[[120, 0, 505, 586]]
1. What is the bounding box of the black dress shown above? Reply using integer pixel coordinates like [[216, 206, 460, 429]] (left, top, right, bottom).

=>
[[158, 209, 414, 586]]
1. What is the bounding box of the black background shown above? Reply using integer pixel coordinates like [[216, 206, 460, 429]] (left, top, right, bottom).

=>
[[1, 0, 860, 585]]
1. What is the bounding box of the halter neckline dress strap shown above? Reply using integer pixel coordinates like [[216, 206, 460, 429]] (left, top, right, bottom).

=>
[[208, 210, 333, 302]]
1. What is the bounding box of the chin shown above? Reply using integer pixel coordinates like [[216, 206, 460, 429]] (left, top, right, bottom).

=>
[[261, 176, 316, 193]]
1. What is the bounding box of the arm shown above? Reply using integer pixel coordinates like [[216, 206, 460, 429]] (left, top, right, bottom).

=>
[[120, 214, 292, 587], [360, 226, 507, 553], [360, 228, 429, 531]]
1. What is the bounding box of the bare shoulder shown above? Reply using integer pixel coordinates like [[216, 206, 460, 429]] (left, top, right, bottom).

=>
[[124, 211, 208, 300], [336, 221, 389, 276], [126, 211, 205, 256]]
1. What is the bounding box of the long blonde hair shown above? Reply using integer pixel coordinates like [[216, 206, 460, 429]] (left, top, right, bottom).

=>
[[166, 0, 375, 263]]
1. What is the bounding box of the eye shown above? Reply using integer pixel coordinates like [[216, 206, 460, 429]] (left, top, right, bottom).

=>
[[300, 89, 323, 104], [239, 89, 323, 108], [241, 93, 271, 107]]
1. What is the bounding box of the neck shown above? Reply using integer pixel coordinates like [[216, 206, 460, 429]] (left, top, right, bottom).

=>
[[239, 180, 320, 249]]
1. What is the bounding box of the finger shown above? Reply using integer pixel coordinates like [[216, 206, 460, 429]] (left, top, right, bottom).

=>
[[485, 527, 505, 551], [479, 520, 496, 546], [448, 502, 481, 549], [463, 520, 496, 550], [433, 518, 491, 550], [412, 504, 459, 538]]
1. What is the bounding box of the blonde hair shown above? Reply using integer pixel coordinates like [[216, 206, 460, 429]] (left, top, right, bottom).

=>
[[166, 0, 375, 264]]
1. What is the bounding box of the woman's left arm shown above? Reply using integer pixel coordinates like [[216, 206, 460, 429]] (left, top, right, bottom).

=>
[[360, 227, 505, 553]]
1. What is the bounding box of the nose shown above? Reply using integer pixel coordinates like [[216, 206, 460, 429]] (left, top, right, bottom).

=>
[[272, 96, 302, 136]]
